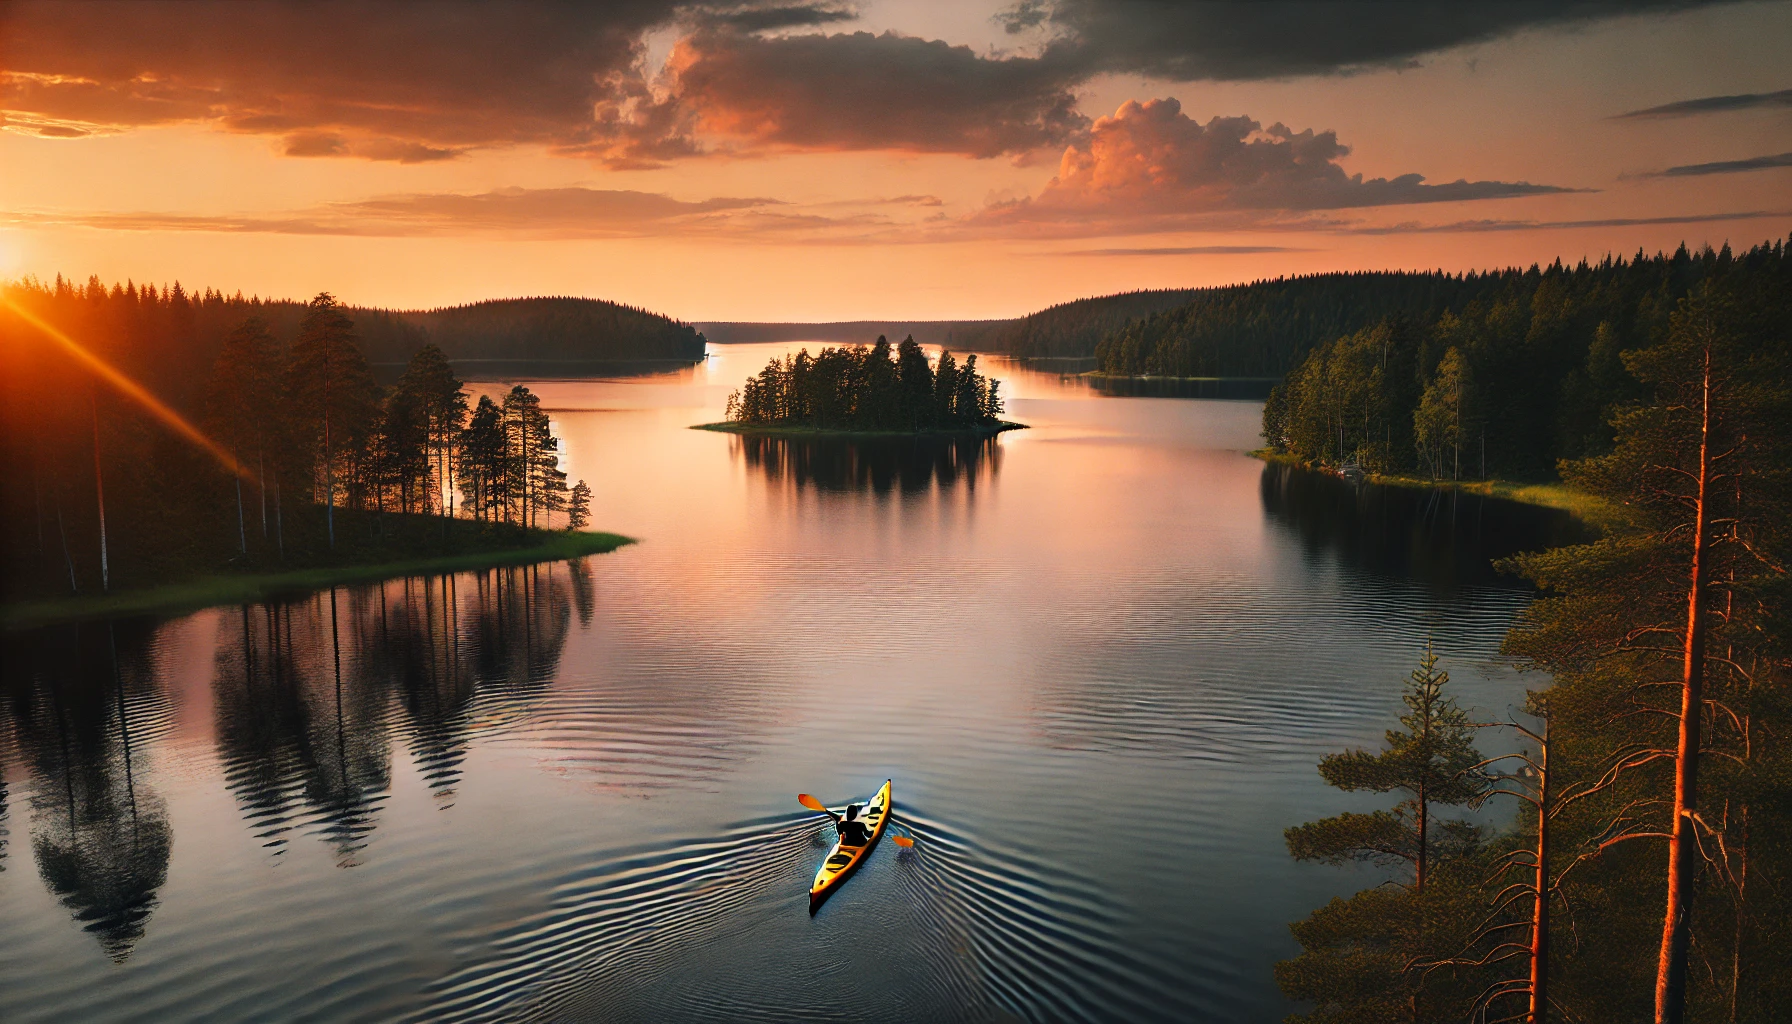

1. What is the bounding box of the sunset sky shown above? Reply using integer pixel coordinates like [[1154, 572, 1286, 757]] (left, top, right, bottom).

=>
[[2, 0, 1788, 321]]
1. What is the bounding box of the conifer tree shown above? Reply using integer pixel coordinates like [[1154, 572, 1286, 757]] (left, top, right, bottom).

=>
[[286, 294, 379, 548], [567, 480, 592, 530], [1286, 643, 1487, 892]]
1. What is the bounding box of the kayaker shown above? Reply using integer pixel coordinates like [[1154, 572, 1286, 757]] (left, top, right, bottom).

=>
[[831, 804, 874, 847]]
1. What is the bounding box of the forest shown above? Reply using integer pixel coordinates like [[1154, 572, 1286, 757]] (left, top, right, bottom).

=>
[[0, 281, 599, 606], [1276, 238, 1792, 1023], [1261, 238, 1792, 481], [722, 335, 1008, 433]]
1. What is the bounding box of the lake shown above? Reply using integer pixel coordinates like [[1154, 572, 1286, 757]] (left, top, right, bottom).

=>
[[0, 343, 1588, 1022]]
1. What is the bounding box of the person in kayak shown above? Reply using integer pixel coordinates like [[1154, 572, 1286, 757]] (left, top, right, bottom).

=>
[[830, 804, 874, 847]]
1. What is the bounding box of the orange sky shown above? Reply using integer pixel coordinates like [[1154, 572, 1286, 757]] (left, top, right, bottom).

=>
[[2, 1, 1788, 321]]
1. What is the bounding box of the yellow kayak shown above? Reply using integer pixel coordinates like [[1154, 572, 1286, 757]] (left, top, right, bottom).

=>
[[810, 779, 892, 911]]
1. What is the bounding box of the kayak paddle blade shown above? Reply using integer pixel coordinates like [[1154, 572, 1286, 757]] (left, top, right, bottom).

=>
[[798, 793, 829, 812], [892, 836, 914, 847]]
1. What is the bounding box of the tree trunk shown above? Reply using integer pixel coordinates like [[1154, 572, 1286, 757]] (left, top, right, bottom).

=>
[[1416, 780, 1428, 893], [1730, 803, 1748, 1023], [323, 348, 335, 550], [273, 466, 285, 560], [1530, 731, 1550, 1024], [91, 395, 110, 591], [1656, 346, 1713, 1024], [235, 475, 247, 555]]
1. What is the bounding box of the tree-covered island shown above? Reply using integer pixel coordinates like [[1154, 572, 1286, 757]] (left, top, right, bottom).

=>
[[697, 335, 1023, 436]]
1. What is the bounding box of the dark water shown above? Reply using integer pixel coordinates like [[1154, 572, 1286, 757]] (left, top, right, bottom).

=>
[[0, 345, 1585, 1023]]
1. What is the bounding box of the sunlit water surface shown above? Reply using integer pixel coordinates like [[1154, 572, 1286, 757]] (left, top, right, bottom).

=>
[[0, 344, 1588, 1022]]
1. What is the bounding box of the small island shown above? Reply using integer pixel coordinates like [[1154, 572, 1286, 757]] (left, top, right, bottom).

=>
[[695, 335, 1025, 437]]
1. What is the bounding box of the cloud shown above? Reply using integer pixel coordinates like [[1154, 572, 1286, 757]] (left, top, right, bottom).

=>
[[1050, 245, 1311, 256], [662, 29, 1087, 157], [1, 186, 790, 239], [1341, 209, 1792, 234], [0, 0, 694, 161], [1005, 0, 1741, 81], [1643, 152, 1792, 177], [1611, 87, 1792, 119], [2, 1, 1748, 166], [0, 1, 1083, 164], [702, 3, 857, 31], [969, 99, 1580, 235]]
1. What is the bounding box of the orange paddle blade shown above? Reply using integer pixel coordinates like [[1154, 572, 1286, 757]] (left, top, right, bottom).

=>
[[798, 793, 829, 812], [892, 836, 915, 847]]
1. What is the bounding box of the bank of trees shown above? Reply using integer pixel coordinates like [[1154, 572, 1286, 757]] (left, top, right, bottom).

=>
[[1278, 252, 1792, 1023], [1, 283, 595, 600], [1263, 238, 1791, 481], [725, 335, 1005, 432]]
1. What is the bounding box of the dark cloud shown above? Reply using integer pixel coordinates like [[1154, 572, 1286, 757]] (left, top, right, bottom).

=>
[[1612, 87, 1792, 119], [1007, 0, 1743, 81], [3, 1, 1745, 167], [971, 99, 1581, 236], [2, 186, 787, 238], [1648, 152, 1792, 177], [1343, 209, 1792, 234], [667, 29, 1087, 157], [703, 3, 857, 31], [0, 0, 682, 161], [1052, 245, 1311, 256]]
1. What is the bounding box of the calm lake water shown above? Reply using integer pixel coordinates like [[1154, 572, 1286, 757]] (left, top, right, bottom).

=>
[[0, 344, 1588, 1023]]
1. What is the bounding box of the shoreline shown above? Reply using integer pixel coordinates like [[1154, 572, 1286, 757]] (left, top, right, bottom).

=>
[[1250, 450, 1621, 527], [691, 420, 1027, 439], [2, 530, 634, 632]]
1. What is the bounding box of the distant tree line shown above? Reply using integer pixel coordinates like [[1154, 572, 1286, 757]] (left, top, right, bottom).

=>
[[1, 281, 600, 600], [972, 287, 1211, 358], [1262, 238, 1792, 480], [1277, 245, 1792, 1023], [725, 336, 1005, 431]]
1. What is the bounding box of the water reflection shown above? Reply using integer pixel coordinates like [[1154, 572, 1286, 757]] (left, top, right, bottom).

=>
[[3, 624, 172, 961], [1259, 461, 1593, 590], [211, 563, 578, 863], [732, 433, 1001, 495]]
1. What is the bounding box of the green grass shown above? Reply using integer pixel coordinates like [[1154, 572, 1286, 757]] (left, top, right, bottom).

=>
[[2, 530, 633, 632], [691, 420, 1027, 439], [1248, 450, 1623, 528]]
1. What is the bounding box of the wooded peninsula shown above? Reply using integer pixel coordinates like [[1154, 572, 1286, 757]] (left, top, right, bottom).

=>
[[0, 281, 662, 623]]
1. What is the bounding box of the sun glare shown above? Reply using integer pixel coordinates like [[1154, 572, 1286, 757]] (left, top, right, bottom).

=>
[[0, 294, 254, 483]]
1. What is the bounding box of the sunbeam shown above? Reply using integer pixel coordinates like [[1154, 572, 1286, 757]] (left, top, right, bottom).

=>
[[1, 294, 254, 483]]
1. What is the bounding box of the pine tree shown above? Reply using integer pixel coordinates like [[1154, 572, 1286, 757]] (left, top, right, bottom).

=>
[[1286, 643, 1487, 892], [567, 480, 592, 530], [286, 294, 379, 547]]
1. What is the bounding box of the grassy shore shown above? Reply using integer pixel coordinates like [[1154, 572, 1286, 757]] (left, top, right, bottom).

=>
[[2, 530, 633, 632], [1250, 450, 1624, 528], [692, 420, 1027, 439]]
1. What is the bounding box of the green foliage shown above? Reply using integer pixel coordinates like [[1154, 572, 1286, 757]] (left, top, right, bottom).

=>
[[566, 480, 592, 531], [1288, 644, 1487, 887], [726, 336, 1004, 432], [1277, 860, 1492, 1024], [1265, 238, 1791, 481], [0, 280, 587, 602], [1493, 262, 1792, 1021]]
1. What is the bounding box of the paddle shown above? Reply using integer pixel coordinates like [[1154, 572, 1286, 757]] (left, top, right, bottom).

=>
[[892, 836, 914, 847], [797, 793, 830, 813]]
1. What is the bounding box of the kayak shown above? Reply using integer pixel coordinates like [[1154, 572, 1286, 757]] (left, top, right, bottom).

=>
[[810, 779, 892, 911]]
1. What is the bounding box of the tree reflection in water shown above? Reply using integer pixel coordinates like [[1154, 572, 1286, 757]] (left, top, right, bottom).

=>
[[1258, 461, 1593, 590], [0, 556, 589, 959], [210, 560, 578, 862], [733, 433, 1001, 495], [2, 624, 172, 962]]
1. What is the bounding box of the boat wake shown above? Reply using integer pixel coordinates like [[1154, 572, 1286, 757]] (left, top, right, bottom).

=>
[[412, 805, 1204, 1023]]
